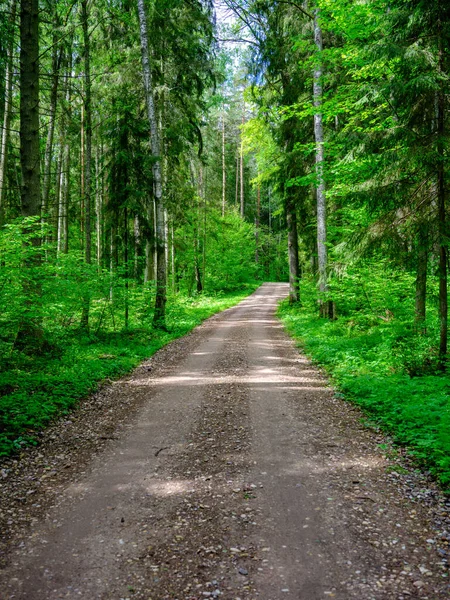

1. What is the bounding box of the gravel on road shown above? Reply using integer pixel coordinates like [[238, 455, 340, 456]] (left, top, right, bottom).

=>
[[1, 283, 449, 599]]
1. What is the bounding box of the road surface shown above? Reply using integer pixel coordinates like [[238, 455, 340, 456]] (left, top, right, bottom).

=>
[[0, 283, 448, 599]]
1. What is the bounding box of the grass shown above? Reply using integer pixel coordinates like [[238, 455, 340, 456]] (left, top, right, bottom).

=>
[[0, 285, 259, 457], [277, 280, 450, 489]]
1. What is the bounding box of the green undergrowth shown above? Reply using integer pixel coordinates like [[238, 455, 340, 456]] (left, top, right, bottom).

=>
[[0, 285, 258, 457], [278, 275, 450, 489]]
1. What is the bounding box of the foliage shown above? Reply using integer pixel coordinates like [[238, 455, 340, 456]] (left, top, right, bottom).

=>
[[278, 267, 450, 487], [0, 279, 258, 457]]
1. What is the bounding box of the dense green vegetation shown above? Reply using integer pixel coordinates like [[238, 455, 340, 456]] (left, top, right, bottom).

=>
[[0, 284, 258, 456], [279, 267, 450, 487]]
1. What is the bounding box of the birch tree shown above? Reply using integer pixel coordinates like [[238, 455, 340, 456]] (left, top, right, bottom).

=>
[[312, 7, 330, 317], [137, 0, 166, 327]]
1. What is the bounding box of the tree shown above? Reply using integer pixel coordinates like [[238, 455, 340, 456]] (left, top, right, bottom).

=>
[[16, 0, 42, 348], [137, 0, 167, 327]]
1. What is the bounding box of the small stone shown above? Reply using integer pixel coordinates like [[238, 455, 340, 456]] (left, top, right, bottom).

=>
[[238, 567, 248, 576]]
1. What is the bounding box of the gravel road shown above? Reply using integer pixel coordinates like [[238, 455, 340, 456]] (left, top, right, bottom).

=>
[[1, 283, 450, 599]]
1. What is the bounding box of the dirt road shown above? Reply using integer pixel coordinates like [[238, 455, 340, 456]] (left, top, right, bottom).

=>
[[1, 283, 449, 599]]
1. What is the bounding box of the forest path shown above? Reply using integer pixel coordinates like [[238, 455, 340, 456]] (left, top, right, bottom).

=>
[[0, 283, 449, 599]]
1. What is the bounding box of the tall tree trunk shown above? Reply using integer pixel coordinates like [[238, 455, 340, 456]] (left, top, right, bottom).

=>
[[286, 199, 300, 303], [153, 196, 158, 280], [124, 207, 129, 329], [235, 146, 239, 206], [17, 0, 42, 349], [437, 14, 447, 366], [109, 216, 119, 303], [222, 107, 226, 216], [20, 0, 40, 219], [134, 214, 140, 279], [137, 0, 167, 327], [313, 8, 329, 317], [195, 164, 203, 293], [53, 142, 62, 246], [82, 0, 92, 266], [61, 41, 72, 256], [62, 144, 70, 254], [171, 222, 175, 293], [80, 0, 92, 331], [57, 141, 68, 255], [203, 170, 207, 291], [80, 103, 85, 243], [255, 179, 260, 265], [164, 208, 169, 287], [144, 240, 152, 283], [0, 0, 17, 223], [60, 84, 71, 258], [144, 197, 155, 284], [240, 105, 245, 218], [96, 142, 102, 267], [42, 37, 62, 216], [415, 222, 428, 331]]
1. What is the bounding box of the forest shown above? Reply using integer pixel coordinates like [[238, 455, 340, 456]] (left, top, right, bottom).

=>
[[1, 0, 450, 488]]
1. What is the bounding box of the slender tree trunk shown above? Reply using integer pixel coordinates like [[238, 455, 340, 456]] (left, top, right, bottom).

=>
[[437, 15, 447, 366], [255, 179, 260, 265], [144, 241, 151, 283], [286, 199, 300, 303], [53, 142, 62, 246], [0, 0, 17, 222], [171, 222, 175, 292], [240, 105, 245, 218], [203, 170, 207, 291], [313, 8, 329, 317], [80, 0, 92, 331], [153, 196, 158, 280], [164, 208, 169, 287], [42, 41, 62, 216], [62, 143, 70, 254], [134, 214, 140, 279], [80, 103, 85, 243], [144, 197, 155, 284], [195, 164, 203, 293], [82, 0, 92, 266], [96, 143, 102, 267], [235, 146, 239, 206], [57, 143, 66, 255], [56, 53, 71, 256], [109, 227, 115, 302], [137, 0, 166, 327], [60, 45, 72, 256], [415, 222, 428, 331], [222, 107, 226, 216], [124, 207, 129, 329]]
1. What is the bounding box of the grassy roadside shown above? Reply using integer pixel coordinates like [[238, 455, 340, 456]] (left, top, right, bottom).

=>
[[277, 297, 450, 489], [0, 285, 259, 457]]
